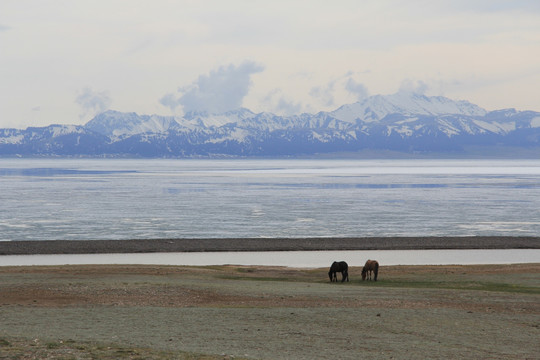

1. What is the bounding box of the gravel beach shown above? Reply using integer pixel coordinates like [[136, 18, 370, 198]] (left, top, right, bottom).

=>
[[1, 236, 539, 255]]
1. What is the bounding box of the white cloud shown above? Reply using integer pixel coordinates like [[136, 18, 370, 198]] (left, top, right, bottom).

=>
[[308, 72, 370, 109], [345, 77, 369, 101], [398, 79, 430, 95], [309, 81, 337, 108], [160, 61, 264, 114], [262, 89, 303, 115], [75, 88, 112, 120]]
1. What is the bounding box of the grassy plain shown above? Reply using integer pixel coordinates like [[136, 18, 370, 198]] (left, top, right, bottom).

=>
[[0, 263, 539, 359]]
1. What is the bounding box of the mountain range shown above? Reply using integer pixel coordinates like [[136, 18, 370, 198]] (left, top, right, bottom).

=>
[[1, 93, 540, 157]]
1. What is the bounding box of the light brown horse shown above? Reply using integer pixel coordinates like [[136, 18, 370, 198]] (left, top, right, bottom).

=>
[[361, 260, 379, 281]]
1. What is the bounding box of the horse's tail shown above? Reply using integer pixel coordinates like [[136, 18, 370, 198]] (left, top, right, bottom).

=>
[[374, 262, 379, 281]]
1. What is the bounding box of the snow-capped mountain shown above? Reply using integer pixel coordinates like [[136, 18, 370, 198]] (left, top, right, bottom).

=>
[[1, 93, 540, 157], [0, 124, 109, 155], [330, 92, 487, 123], [85, 110, 182, 139], [181, 108, 257, 128]]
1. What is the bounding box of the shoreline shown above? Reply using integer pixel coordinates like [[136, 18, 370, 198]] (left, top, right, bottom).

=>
[[1, 236, 539, 255]]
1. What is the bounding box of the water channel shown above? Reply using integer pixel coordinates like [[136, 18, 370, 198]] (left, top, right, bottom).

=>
[[1, 249, 538, 267]]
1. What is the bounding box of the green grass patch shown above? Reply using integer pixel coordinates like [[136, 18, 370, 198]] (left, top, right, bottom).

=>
[[0, 337, 249, 360], [46, 341, 61, 349], [217, 274, 291, 282], [215, 270, 539, 294], [360, 279, 540, 294], [217, 270, 540, 294]]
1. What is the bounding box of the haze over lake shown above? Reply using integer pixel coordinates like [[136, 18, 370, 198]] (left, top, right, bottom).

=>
[[1, 158, 540, 242]]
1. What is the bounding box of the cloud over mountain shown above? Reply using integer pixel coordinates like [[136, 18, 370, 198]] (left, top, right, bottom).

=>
[[398, 79, 430, 95], [262, 89, 302, 115], [160, 61, 264, 114], [345, 77, 369, 101], [75, 87, 112, 120]]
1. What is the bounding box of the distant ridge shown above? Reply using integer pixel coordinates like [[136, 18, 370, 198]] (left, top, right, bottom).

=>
[[2, 93, 540, 157]]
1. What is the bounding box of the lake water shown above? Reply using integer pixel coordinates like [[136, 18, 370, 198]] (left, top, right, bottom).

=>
[[1, 158, 540, 241]]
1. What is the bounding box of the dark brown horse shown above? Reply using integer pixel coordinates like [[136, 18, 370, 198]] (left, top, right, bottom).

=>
[[361, 260, 379, 281], [328, 261, 349, 282]]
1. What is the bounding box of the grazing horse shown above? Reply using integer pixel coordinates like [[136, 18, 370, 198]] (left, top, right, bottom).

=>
[[361, 260, 379, 281], [328, 261, 349, 282]]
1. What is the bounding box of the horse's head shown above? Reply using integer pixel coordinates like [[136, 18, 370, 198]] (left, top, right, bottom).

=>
[[361, 267, 366, 281]]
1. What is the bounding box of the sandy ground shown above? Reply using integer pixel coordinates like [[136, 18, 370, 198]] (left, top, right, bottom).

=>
[[0, 263, 539, 359]]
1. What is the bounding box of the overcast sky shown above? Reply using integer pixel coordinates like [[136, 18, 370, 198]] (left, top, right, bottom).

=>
[[1, 0, 540, 129]]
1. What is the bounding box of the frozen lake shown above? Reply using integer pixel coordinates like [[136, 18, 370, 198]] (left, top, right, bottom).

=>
[[2, 158, 540, 241]]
